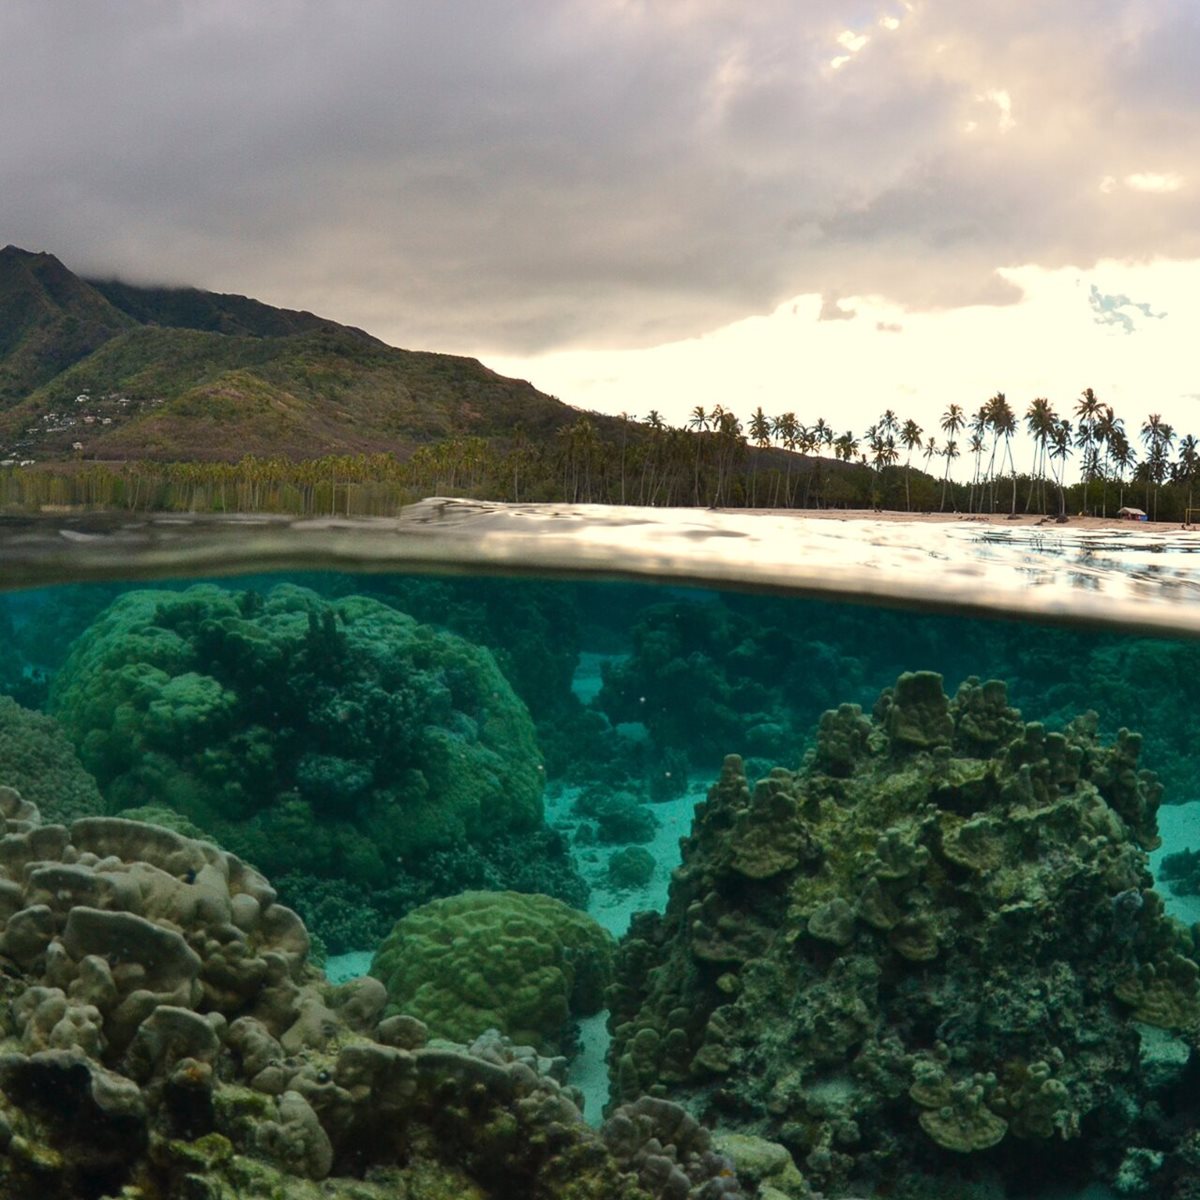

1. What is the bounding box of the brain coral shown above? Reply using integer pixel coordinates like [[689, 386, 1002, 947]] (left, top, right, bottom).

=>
[[371, 890, 616, 1054], [607, 672, 1199, 1199], [0, 785, 737, 1200], [47, 583, 545, 888]]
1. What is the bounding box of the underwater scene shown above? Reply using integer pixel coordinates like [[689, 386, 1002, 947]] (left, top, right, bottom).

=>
[[0, 519, 1199, 1200]]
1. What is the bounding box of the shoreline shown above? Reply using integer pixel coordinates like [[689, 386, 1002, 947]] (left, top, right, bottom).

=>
[[727, 506, 1190, 531]]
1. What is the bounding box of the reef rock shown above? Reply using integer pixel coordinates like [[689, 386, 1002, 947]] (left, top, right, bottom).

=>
[[607, 673, 1198, 1198]]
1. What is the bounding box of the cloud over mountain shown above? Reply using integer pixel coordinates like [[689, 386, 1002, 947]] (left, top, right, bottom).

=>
[[3, 1, 1197, 354]]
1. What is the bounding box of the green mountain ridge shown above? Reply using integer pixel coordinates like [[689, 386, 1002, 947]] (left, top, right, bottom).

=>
[[0, 246, 591, 462]]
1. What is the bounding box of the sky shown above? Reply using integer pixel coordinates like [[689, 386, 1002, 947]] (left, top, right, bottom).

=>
[[4, 0, 1199, 467]]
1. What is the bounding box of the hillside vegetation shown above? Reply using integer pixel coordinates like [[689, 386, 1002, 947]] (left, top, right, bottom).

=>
[[0, 245, 595, 463]]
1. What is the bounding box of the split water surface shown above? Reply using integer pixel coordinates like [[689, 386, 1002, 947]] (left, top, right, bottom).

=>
[[1, 500, 1199, 1200]]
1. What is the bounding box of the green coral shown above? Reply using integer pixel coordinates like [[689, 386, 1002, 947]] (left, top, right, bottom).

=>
[[0, 695, 106, 824], [48, 583, 546, 890], [371, 890, 615, 1054], [608, 672, 1190, 1197]]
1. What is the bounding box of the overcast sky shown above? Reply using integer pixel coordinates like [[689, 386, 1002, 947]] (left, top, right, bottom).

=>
[[4, 1, 1199, 452]]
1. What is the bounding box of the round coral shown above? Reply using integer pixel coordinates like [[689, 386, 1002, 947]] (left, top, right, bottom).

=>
[[48, 583, 544, 888], [370, 890, 615, 1055]]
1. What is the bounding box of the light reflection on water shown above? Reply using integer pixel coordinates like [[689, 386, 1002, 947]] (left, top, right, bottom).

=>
[[4, 500, 1200, 637]]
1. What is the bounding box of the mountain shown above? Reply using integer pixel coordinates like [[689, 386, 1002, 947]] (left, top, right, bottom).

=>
[[0, 247, 592, 463], [0, 246, 134, 404]]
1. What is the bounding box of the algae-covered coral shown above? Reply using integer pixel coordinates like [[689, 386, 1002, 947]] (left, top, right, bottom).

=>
[[45, 583, 579, 932], [0, 785, 744, 1200], [608, 671, 1199, 1198], [371, 890, 615, 1055], [0, 695, 106, 825]]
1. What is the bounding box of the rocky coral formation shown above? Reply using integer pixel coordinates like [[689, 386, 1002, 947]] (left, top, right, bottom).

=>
[[607, 672, 1200, 1198], [0, 787, 743, 1199], [370, 889, 616, 1055]]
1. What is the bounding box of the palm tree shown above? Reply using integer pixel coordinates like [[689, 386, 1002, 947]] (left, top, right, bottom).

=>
[[1110, 428, 1135, 510], [968, 405, 989, 511], [748, 406, 772, 506], [712, 409, 744, 506], [771, 411, 799, 507], [1140, 414, 1175, 519], [922, 434, 939, 485], [1048, 419, 1073, 516], [688, 405, 710, 504], [977, 392, 1015, 512], [1024, 398, 1055, 513], [1093, 406, 1123, 518], [1175, 433, 1199, 518], [1074, 388, 1103, 514], [984, 393, 1018, 514], [939, 404, 965, 511], [941, 439, 960, 508], [900, 419, 923, 511]]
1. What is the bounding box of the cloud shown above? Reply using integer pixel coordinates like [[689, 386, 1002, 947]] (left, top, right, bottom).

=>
[[876, 321, 903, 333], [2, 1, 1199, 355], [819, 296, 857, 321], [1088, 285, 1167, 334]]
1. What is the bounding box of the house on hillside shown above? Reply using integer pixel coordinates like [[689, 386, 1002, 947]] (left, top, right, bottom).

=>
[[1117, 506, 1148, 521]]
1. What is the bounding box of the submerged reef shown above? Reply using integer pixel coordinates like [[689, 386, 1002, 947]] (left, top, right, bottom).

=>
[[0, 786, 745, 1199], [46, 583, 585, 946], [608, 672, 1200, 1198]]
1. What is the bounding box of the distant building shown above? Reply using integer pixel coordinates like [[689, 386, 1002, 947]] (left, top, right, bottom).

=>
[[1117, 507, 1148, 521]]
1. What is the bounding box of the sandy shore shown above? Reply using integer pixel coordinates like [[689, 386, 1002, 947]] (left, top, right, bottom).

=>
[[730, 507, 1191, 531]]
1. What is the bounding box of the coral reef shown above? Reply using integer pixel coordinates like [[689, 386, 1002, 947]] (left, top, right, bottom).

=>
[[0, 786, 743, 1200], [607, 672, 1198, 1198], [370, 890, 616, 1055], [0, 695, 106, 824], [46, 583, 581, 946]]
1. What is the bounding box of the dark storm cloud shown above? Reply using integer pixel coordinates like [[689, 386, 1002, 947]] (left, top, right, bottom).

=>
[[3, 1, 1198, 353]]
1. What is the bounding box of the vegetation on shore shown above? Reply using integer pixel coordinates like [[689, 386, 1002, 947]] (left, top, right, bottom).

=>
[[4, 389, 1200, 522], [4, 246, 1199, 520]]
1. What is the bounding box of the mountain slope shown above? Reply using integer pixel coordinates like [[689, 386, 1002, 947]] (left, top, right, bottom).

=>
[[89, 277, 379, 342], [0, 246, 134, 404], [0, 248, 588, 462]]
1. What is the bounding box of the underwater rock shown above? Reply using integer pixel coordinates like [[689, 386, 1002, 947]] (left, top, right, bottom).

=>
[[607, 673, 1196, 1197], [0, 786, 744, 1199], [370, 889, 615, 1055], [609, 845, 657, 889], [574, 786, 659, 844]]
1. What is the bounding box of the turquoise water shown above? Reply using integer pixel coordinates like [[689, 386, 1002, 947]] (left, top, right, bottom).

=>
[[0, 505, 1198, 1199]]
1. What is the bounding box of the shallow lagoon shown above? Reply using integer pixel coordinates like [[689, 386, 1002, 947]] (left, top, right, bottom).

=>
[[0, 503, 1198, 1200]]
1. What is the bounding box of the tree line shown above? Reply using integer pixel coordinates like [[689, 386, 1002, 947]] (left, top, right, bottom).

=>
[[2, 389, 1199, 521]]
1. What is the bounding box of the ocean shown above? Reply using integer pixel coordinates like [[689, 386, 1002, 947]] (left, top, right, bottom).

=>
[[0, 499, 1197, 1200]]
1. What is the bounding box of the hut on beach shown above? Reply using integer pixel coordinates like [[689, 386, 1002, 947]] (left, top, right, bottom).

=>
[[1117, 507, 1148, 520]]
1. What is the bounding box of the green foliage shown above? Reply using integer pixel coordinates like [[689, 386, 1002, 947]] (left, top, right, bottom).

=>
[[371, 890, 615, 1054], [0, 695, 106, 823], [48, 583, 545, 888]]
